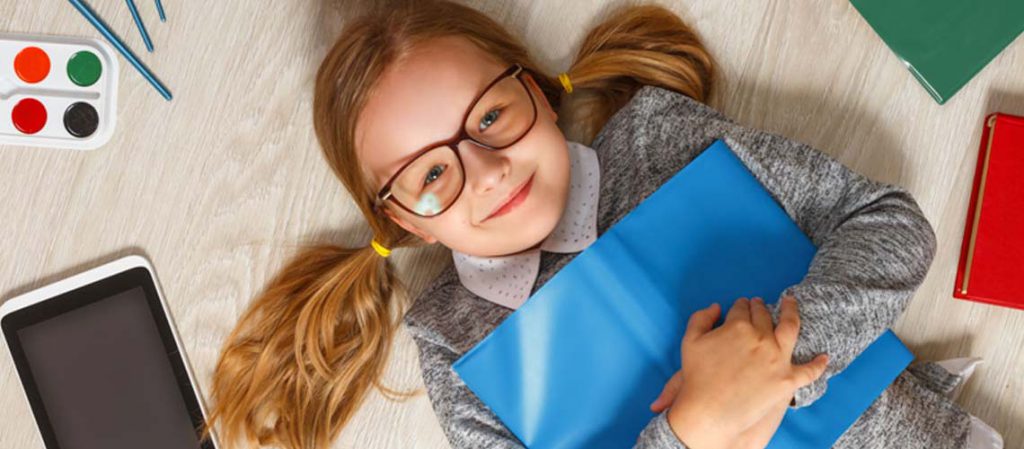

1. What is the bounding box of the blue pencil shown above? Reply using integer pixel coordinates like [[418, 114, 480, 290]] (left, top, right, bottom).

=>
[[155, 0, 166, 22], [66, 0, 172, 100], [125, 0, 153, 52]]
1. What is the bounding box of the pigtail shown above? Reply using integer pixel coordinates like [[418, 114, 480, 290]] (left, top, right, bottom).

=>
[[560, 4, 716, 142], [205, 242, 419, 448]]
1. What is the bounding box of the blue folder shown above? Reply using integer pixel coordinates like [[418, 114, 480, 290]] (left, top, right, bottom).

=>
[[453, 139, 914, 449]]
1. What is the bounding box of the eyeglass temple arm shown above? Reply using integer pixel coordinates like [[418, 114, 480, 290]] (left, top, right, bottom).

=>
[[373, 185, 394, 210]]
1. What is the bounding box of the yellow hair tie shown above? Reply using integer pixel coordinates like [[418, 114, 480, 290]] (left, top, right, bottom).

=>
[[370, 239, 391, 258], [558, 72, 573, 94]]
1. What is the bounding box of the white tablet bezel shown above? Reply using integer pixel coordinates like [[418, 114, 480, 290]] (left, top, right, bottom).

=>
[[0, 255, 219, 448]]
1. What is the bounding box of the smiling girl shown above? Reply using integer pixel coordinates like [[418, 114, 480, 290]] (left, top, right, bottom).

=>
[[205, 2, 1002, 449]]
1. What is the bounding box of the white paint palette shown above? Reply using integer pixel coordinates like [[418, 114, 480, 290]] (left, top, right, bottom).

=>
[[0, 33, 119, 150]]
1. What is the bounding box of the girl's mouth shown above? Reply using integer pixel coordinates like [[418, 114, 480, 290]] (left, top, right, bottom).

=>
[[485, 173, 534, 222]]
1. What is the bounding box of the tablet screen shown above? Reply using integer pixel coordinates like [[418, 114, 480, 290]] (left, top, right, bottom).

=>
[[3, 267, 212, 449]]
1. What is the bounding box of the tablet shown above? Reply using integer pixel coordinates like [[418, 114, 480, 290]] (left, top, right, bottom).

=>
[[1, 255, 218, 449]]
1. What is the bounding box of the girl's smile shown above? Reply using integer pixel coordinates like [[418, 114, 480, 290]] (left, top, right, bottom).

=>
[[483, 172, 534, 223]]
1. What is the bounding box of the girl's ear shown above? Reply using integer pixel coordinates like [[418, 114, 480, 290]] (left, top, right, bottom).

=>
[[523, 73, 557, 121], [382, 206, 439, 244]]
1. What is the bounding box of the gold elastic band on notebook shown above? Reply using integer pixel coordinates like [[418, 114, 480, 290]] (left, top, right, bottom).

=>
[[960, 115, 998, 295]]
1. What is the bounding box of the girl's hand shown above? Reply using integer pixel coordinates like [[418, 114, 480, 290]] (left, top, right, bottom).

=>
[[728, 397, 790, 449], [651, 295, 829, 449]]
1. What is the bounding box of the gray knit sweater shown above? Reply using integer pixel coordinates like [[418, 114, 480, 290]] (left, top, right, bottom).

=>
[[402, 85, 973, 448]]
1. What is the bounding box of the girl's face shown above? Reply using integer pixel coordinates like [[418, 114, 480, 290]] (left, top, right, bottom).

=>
[[355, 36, 571, 258]]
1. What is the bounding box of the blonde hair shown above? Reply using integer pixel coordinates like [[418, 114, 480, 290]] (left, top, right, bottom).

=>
[[205, 1, 715, 448]]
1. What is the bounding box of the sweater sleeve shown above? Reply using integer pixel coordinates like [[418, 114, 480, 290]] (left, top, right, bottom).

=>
[[408, 326, 690, 449], [724, 131, 938, 407], [610, 87, 938, 408]]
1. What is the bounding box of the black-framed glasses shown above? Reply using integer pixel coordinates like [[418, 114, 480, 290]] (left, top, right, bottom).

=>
[[374, 63, 539, 218]]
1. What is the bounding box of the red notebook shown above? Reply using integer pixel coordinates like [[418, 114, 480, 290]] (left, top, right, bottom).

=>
[[953, 113, 1024, 310]]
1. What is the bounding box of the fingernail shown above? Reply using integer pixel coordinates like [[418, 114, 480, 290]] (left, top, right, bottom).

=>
[[753, 297, 763, 304]]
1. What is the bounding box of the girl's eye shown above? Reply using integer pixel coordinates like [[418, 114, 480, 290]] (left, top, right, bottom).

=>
[[479, 109, 501, 132], [423, 164, 446, 187]]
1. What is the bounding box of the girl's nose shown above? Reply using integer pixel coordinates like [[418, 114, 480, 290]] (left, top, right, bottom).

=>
[[460, 140, 510, 195]]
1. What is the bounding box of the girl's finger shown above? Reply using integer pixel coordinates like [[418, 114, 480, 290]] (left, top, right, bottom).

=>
[[775, 295, 801, 356], [789, 353, 829, 389], [683, 303, 720, 344], [725, 297, 750, 325], [749, 297, 773, 336], [650, 370, 684, 412]]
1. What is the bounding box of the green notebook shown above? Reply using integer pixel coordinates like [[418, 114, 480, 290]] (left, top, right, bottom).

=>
[[851, 0, 1024, 104]]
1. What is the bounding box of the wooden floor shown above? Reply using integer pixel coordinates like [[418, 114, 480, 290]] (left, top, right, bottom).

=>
[[1, 1, 1022, 448]]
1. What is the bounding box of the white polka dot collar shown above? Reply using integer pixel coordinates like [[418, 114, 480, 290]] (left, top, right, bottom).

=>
[[451, 140, 600, 310]]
